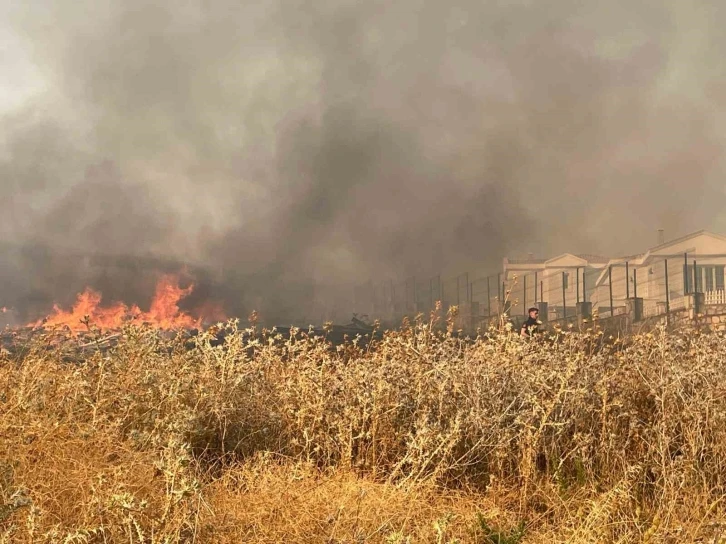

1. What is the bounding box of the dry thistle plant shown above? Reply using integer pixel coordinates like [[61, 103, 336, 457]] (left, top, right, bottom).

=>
[[2, 319, 726, 542]]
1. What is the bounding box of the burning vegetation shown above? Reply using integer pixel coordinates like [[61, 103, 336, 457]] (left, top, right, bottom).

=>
[[27, 274, 224, 334]]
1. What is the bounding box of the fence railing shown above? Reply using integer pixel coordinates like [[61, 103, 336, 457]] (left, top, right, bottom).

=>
[[705, 290, 726, 305], [354, 252, 726, 325]]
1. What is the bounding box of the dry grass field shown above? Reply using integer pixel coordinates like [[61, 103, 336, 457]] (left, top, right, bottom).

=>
[[2, 311, 726, 543]]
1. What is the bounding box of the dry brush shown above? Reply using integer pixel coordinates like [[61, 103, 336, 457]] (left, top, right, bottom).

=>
[[2, 313, 726, 542]]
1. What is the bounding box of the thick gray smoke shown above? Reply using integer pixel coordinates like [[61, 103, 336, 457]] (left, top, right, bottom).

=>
[[1, 0, 725, 323]]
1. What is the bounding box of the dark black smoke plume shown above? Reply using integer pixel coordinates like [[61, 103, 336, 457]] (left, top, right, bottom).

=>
[[1, 0, 725, 323]]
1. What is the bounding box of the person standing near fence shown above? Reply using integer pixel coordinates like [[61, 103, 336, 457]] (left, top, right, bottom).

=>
[[520, 307, 541, 338]]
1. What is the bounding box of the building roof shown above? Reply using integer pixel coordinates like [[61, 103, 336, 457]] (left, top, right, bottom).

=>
[[506, 258, 546, 264], [647, 229, 722, 252], [617, 253, 645, 261], [575, 254, 610, 263], [591, 230, 726, 287], [505, 253, 609, 267]]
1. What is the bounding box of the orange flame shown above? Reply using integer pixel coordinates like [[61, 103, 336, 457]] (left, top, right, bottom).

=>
[[33, 274, 222, 333], [140, 275, 198, 329]]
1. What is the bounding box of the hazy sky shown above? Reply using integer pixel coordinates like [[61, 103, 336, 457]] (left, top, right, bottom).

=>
[[1, 0, 725, 319]]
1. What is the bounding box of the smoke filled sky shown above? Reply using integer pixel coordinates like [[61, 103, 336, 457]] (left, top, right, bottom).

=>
[[1, 0, 726, 318]]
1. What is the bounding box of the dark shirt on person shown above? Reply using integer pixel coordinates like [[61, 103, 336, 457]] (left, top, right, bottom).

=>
[[521, 316, 540, 337]]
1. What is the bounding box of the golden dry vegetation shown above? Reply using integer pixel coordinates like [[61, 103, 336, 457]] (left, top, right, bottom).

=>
[[2, 312, 726, 543]]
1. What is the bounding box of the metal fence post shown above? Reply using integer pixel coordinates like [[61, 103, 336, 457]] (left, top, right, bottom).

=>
[[498, 273, 502, 312], [487, 276, 491, 316], [576, 267, 580, 304], [523, 274, 527, 315], [684, 252, 689, 294], [562, 271, 567, 319], [693, 259, 698, 294], [625, 261, 630, 299], [694, 259, 699, 315], [633, 268, 638, 299], [608, 265, 613, 317], [665, 259, 670, 325], [502, 280, 507, 315]]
